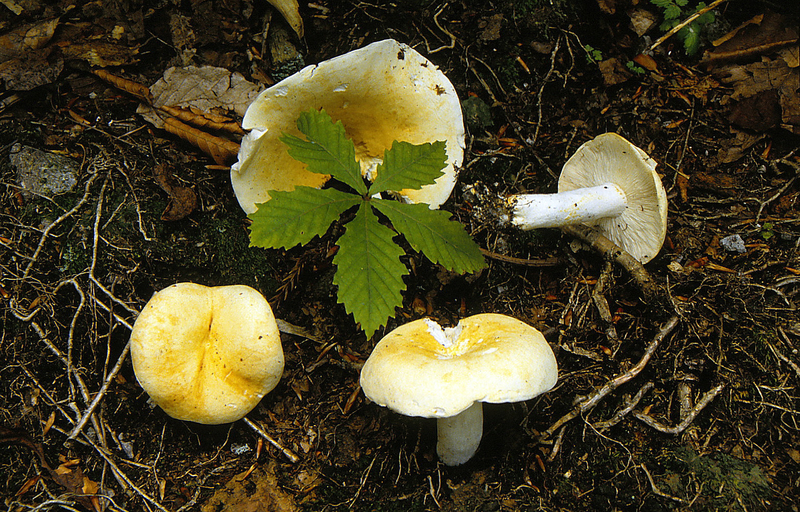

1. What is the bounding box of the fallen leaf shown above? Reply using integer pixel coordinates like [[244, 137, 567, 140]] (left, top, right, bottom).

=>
[[162, 117, 240, 166], [0, 426, 100, 511], [0, 17, 59, 62], [137, 65, 262, 129], [152, 163, 198, 221]]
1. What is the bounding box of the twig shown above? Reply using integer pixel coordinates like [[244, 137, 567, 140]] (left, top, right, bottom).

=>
[[531, 35, 562, 147], [593, 382, 655, 431], [561, 224, 667, 306], [634, 384, 725, 434], [774, 327, 800, 380], [480, 248, 563, 267], [592, 259, 619, 349], [540, 316, 679, 440], [427, 3, 456, 54], [242, 417, 300, 463], [22, 173, 98, 279], [649, 0, 728, 52], [640, 463, 690, 504]]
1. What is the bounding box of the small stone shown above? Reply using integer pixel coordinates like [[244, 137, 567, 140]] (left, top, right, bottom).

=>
[[720, 234, 747, 253], [11, 144, 79, 198]]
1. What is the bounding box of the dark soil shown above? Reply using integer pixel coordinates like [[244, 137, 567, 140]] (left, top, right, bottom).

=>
[[2, 0, 799, 511]]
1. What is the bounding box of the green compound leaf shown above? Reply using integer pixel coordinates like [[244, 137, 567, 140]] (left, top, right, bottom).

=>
[[333, 202, 407, 338], [370, 140, 447, 195], [249, 187, 360, 249], [372, 199, 486, 274], [280, 109, 367, 195]]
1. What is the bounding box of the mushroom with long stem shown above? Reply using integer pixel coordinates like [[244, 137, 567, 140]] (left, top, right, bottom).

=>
[[504, 133, 668, 264], [360, 314, 558, 466]]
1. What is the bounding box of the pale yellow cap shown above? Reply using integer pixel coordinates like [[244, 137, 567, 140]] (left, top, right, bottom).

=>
[[360, 313, 558, 418], [232, 38, 465, 213], [130, 283, 284, 425]]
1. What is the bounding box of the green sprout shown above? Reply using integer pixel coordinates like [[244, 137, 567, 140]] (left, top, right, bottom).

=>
[[650, 0, 716, 56], [584, 44, 603, 63], [248, 108, 486, 337]]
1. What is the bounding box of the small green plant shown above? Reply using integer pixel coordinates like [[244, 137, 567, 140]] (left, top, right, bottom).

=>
[[650, 0, 716, 56], [626, 60, 646, 75], [760, 222, 774, 240], [584, 44, 603, 63], [248, 109, 486, 337]]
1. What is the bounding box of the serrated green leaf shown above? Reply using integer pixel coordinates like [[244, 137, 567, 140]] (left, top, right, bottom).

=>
[[680, 24, 701, 55], [664, 4, 681, 19], [333, 202, 407, 338], [280, 109, 367, 195], [372, 200, 486, 274], [369, 140, 447, 195], [249, 187, 360, 249], [649, 0, 674, 8]]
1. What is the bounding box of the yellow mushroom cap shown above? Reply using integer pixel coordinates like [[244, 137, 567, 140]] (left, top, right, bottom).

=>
[[360, 313, 558, 419], [130, 283, 284, 425], [231, 38, 465, 214]]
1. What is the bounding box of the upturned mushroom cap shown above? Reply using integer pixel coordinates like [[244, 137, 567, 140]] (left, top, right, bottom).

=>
[[558, 133, 668, 263], [359, 313, 558, 419], [130, 283, 284, 425], [231, 38, 465, 214]]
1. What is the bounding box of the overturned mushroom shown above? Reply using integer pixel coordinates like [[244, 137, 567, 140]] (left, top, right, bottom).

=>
[[360, 314, 558, 466], [506, 133, 668, 263], [130, 283, 284, 425], [232, 38, 465, 213]]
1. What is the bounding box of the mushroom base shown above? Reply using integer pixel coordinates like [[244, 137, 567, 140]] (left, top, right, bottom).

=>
[[436, 402, 483, 466]]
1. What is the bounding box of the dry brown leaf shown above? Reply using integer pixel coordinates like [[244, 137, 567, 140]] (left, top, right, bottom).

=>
[[0, 17, 59, 62], [0, 426, 99, 511], [137, 65, 262, 129], [159, 105, 244, 135], [163, 117, 240, 166], [152, 163, 198, 221], [92, 69, 153, 104], [59, 41, 140, 67]]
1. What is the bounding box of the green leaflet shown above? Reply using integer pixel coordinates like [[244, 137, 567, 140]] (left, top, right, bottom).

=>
[[332, 202, 407, 338], [249, 187, 360, 249], [249, 108, 486, 338], [370, 140, 447, 195], [372, 199, 485, 275], [280, 109, 367, 195]]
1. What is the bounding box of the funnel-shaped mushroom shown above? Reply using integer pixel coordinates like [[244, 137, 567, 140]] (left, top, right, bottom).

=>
[[360, 314, 558, 466], [130, 283, 284, 425], [506, 133, 668, 263], [232, 38, 465, 214]]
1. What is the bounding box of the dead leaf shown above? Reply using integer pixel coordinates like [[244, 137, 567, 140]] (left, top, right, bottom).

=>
[[200, 463, 298, 512], [0, 426, 100, 511], [153, 163, 198, 221], [59, 41, 140, 67], [137, 65, 262, 129], [728, 89, 782, 131], [267, 0, 304, 39], [159, 105, 244, 135], [163, 117, 240, 166], [92, 69, 153, 104], [0, 17, 59, 62], [598, 58, 631, 86]]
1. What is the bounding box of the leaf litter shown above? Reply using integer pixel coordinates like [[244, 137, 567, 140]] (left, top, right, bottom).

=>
[[1, 0, 800, 510]]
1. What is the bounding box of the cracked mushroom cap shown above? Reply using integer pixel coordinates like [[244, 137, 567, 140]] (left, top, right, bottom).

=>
[[359, 313, 558, 418], [558, 133, 668, 263], [231, 38, 465, 214], [130, 283, 284, 425]]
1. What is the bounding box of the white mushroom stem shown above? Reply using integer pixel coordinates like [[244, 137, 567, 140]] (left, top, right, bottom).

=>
[[436, 402, 483, 466], [508, 183, 627, 230]]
